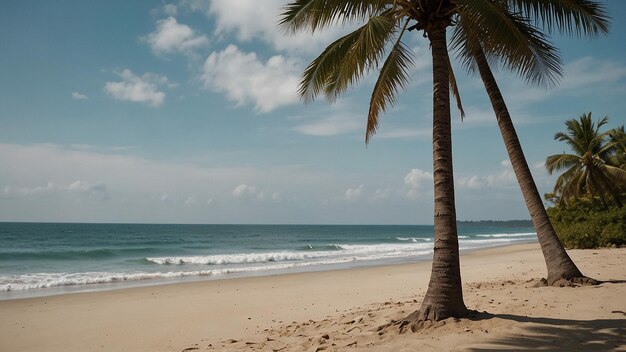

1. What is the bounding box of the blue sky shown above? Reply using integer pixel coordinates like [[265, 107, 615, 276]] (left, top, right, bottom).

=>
[[1, 0, 625, 224]]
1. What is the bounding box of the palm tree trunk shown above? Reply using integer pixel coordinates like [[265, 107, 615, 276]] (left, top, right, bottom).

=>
[[472, 45, 595, 285], [414, 26, 468, 321]]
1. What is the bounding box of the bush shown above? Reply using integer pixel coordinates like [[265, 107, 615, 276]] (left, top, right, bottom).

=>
[[547, 198, 626, 249]]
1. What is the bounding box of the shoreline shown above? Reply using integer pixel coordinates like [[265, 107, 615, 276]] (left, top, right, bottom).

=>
[[0, 239, 537, 301], [2, 242, 624, 351]]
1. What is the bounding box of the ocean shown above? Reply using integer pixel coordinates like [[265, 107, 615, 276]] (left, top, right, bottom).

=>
[[0, 222, 536, 299]]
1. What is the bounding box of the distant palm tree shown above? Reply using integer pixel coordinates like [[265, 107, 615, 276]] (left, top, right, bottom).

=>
[[546, 113, 626, 207], [451, 0, 609, 285]]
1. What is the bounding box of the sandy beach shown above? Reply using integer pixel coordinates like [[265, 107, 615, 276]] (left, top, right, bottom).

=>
[[1, 243, 624, 351]]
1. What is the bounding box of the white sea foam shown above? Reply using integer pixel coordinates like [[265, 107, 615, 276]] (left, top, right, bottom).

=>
[[395, 237, 432, 242], [458, 235, 536, 251], [146, 243, 434, 266], [146, 251, 334, 265], [0, 249, 436, 292], [0, 271, 217, 292], [0, 233, 537, 292], [475, 232, 535, 238]]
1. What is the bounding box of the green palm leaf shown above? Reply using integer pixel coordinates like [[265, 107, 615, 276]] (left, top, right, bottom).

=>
[[279, 0, 389, 33], [453, 0, 562, 87], [545, 153, 579, 175], [324, 10, 399, 101], [509, 0, 610, 37], [366, 20, 414, 143], [297, 9, 398, 103]]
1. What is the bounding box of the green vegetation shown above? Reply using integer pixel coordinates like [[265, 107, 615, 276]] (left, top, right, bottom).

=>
[[546, 198, 626, 249], [545, 113, 626, 249]]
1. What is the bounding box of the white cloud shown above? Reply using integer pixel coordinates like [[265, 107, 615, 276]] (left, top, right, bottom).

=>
[[3, 182, 57, 196], [68, 180, 108, 197], [0, 143, 438, 223], [344, 185, 364, 202], [404, 168, 433, 199], [201, 45, 300, 112], [162, 4, 178, 16], [370, 188, 392, 202], [182, 0, 349, 54], [404, 168, 433, 188], [152, 3, 178, 17], [142, 17, 208, 56], [208, 0, 281, 41], [184, 194, 198, 205], [4, 180, 108, 199], [232, 183, 257, 197], [561, 57, 626, 90], [457, 159, 517, 190], [293, 113, 362, 136], [71, 91, 88, 100], [158, 194, 175, 204], [104, 69, 168, 107], [507, 57, 626, 105], [377, 128, 431, 139]]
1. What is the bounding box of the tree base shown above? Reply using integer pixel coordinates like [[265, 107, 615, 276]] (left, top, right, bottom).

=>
[[534, 276, 599, 287], [377, 308, 476, 334]]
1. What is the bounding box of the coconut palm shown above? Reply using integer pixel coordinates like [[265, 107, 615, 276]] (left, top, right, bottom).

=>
[[451, 0, 610, 285], [280, 0, 613, 320], [280, 0, 573, 321], [546, 113, 626, 207], [281, 0, 469, 321]]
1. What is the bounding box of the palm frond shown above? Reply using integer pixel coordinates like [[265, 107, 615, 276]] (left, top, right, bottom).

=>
[[448, 54, 465, 120], [603, 164, 626, 188], [279, 0, 390, 33], [366, 20, 414, 143], [545, 153, 578, 175], [297, 10, 398, 103], [509, 0, 610, 37], [454, 0, 562, 87], [557, 166, 583, 204], [554, 131, 585, 155], [324, 10, 400, 101], [553, 163, 579, 192]]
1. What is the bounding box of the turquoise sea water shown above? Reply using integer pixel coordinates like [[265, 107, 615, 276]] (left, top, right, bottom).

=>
[[0, 222, 536, 298]]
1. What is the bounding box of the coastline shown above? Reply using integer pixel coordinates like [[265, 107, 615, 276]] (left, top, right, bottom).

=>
[[0, 235, 538, 301], [1, 242, 624, 351]]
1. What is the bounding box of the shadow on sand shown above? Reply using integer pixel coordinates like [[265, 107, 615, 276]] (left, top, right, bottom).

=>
[[466, 313, 626, 351]]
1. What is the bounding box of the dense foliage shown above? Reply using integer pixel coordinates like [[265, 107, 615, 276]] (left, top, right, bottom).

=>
[[545, 114, 625, 249], [546, 197, 626, 249]]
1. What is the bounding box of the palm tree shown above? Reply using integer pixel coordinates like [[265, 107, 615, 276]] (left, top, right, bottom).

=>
[[279, 0, 609, 320], [546, 113, 626, 207], [451, 0, 610, 285], [281, 0, 469, 321], [283, 0, 547, 321]]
